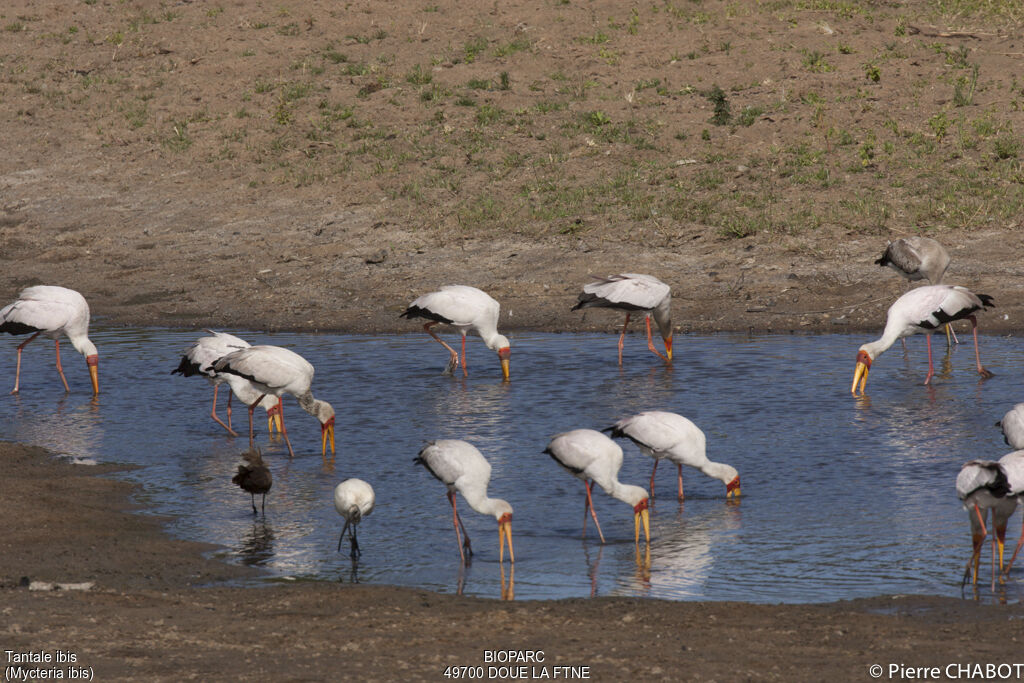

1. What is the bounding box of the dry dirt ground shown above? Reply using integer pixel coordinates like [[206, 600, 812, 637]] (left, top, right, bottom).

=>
[[1, 0, 1023, 336], [3, 441, 1024, 682], [3, 0, 1024, 679]]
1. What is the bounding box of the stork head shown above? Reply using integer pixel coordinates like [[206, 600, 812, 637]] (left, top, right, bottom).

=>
[[316, 401, 336, 457], [633, 497, 651, 546], [851, 346, 873, 395], [494, 503, 515, 564], [494, 335, 511, 382], [726, 473, 741, 499], [264, 400, 283, 435], [616, 484, 650, 545]]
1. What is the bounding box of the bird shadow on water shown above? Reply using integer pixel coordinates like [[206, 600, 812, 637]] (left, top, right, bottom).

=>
[[237, 519, 276, 567], [581, 540, 652, 597], [449, 561, 515, 600]]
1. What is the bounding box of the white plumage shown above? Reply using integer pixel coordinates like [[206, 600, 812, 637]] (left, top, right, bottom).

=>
[[998, 404, 1024, 450], [172, 331, 281, 436], [334, 479, 375, 558], [0, 285, 99, 394], [606, 411, 740, 500], [213, 345, 335, 458], [544, 429, 650, 545], [571, 273, 672, 365], [415, 439, 514, 564], [956, 453, 1023, 587], [852, 284, 994, 393], [400, 285, 511, 380]]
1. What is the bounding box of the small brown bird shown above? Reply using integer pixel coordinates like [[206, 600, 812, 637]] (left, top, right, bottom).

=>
[[232, 448, 272, 514]]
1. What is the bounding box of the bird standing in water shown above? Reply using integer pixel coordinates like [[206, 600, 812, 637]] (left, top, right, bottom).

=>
[[0, 285, 99, 395], [400, 285, 511, 381], [233, 448, 272, 515], [334, 479, 375, 559], [571, 274, 672, 366]]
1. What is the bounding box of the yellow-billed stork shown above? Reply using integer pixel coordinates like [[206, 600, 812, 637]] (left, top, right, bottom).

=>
[[852, 285, 993, 394], [1, 285, 98, 395], [415, 439, 514, 564], [571, 273, 672, 365], [605, 411, 740, 501], [213, 345, 335, 458], [171, 331, 281, 436], [400, 285, 510, 381], [544, 429, 650, 545]]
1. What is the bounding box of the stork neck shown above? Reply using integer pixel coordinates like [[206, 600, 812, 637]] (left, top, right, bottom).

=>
[[863, 333, 899, 361], [652, 300, 672, 340], [69, 335, 97, 359], [701, 461, 734, 483], [479, 327, 503, 351], [296, 391, 317, 414], [462, 487, 505, 518], [606, 480, 647, 508]]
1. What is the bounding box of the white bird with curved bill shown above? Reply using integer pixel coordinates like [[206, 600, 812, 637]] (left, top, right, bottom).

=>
[[171, 331, 281, 436], [956, 452, 1023, 588], [400, 285, 510, 381], [213, 345, 335, 458], [0, 285, 99, 395], [605, 411, 740, 501], [334, 479, 375, 559], [997, 404, 1024, 451], [544, 429, 650, 545], [571, 273, 672, 365], [414, 440, 514, 564], [852, 284, 994, 394]]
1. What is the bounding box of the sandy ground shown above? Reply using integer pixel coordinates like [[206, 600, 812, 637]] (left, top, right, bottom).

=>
[[1, 441, 1023, 682]]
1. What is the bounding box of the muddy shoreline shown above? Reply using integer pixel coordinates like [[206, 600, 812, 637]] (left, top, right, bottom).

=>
[[3, 440, 1024, 681]]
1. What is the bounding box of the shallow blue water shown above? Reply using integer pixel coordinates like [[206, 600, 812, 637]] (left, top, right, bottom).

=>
[[2, 326, 1023, 604]]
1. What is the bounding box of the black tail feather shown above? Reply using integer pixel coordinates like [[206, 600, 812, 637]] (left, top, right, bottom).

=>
[[171, 354, 202, 376], [0, 320, 40, 336]]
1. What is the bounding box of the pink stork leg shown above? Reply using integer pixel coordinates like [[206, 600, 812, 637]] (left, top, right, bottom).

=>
[[924, 333, 935, 385], [649, 460, 658, 498], [424, 323, 460, 374], [617, 314, 631, 366], [10, 332, 40, 393], [962, 504, 988, 587], [460, 333, 468, 377], [582, 480, 606, 544], [210, 385, 238, 436], [53, 339, 70, 392], [247, 394, 265, 451], [447, 491, 473, 563], [969, 315, 994, 379], [645, 315, 669, 362], [677, 463, 685, 501]]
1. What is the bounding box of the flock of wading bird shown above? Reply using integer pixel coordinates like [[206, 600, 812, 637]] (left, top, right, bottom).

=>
[[0, 238, 1022, 588]]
